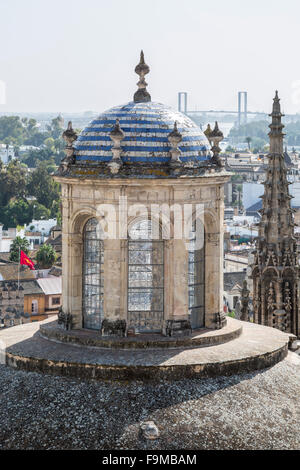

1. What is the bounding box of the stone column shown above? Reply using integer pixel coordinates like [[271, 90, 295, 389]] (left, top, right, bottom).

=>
[[205, 202, 226, 328], [261, 282, 266, 326], [164, 239, 173, 320], [61, 188, 72, 322], [68, 233, 83, 329], [296, 280, 300, 337], [172, 238, 189, 319], [120, 239, 128, 321], [103, 238, 122, 321], [205, 232, 219, 327]]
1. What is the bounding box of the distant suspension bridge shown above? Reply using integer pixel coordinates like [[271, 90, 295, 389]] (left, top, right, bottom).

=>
[[177, 91, 299, 126]]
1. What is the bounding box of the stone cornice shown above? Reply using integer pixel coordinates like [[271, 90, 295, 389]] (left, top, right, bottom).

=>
[[54, 172, 230, 187]]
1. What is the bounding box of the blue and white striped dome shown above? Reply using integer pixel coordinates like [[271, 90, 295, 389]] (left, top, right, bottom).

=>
[[74, 101, 211, 164]]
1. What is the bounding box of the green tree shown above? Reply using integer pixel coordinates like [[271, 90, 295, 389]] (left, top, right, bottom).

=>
[[30, 202, 51, 220], [231, 174, 243, 183], [36, 244, 57, 269], [251, 137, 266, 152], [44, 137, 55, 152], [46, 115, 64, 139], [236, 184, 243, 209], [225, 145, 236, 153], [0, 115, 46, 147], [56, 209, 62, 227], [245, 136, 252, 150], [50, 199, 61, 222], [21, 147, 54, 168], [284, 121, 300, 145], [0, 116, 25, 145], [27, 162, 60, 208], [0, 159, 27, 206], [22, 117, 45, 147], [54, 137, 65, 153], [0, 198, 31, 228], [9, 236, 30, 262], [228, 121, 269, 147]]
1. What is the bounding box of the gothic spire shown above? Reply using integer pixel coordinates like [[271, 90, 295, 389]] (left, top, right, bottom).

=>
[[268, 90, 285, 154], [250, 92, 299, 337], [258, 91, 294, 244], [134, 50, 151, 103]]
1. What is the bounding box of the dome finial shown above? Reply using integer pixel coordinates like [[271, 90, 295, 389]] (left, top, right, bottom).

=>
[[209, 121, 224, 167], [168, 121, 182, 164], [134, 50, 151, 103], [108, 119, 125, 174], [59, 121, 77, 172], [204, 123, 212, 145]]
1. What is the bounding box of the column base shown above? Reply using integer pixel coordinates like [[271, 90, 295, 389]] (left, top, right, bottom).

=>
[[163, 319, 192, 337], [101, 318, 127, 337]]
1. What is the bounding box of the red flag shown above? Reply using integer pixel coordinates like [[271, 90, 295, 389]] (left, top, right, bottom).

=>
[[20, 250, 35, 270]]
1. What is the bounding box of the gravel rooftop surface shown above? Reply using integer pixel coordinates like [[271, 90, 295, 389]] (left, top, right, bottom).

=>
[[0, 353, 300, 450]]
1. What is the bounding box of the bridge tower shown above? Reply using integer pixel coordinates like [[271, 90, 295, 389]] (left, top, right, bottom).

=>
[[238, 91, 247, 126], [178, 92, 187, 114]]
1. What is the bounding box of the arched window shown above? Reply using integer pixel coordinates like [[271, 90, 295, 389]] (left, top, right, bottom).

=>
[[82, 218, 104, 330], [188, 219, 205, 328], [128, 219, 164, 332]]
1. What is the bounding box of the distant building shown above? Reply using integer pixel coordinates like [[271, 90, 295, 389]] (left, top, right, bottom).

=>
[[224, 207, 234, 220], [0, 280, 44, 327], [224, 251, 249, 273], [245, 200, 262, 217], [0, 276, 61, 327], [224, 272, 247, 311], [0, 226, 25, 253], [25, 231, 43, 248], [243, 182, 264, 210], [45, 225, 62, 254], [25, 219, 57, 237], [23, 281, 46, 322], [36, 277, 62, 314], [0, 264, 35, 281], [0, 144, 15, 164], [225, 155, 266, 182], [19, 145, 40, 155]]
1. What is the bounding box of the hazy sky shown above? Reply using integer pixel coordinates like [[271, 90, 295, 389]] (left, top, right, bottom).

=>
[[1, 0, 300, 114]]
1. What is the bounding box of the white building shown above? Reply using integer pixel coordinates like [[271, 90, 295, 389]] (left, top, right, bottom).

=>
[[243, 179, 300, 211], [242, 182, 264, 210], [0, 144, 15, 164], [223, 272, 246, 311], [224, 252, 249, 273], [25, 219, 57, 237], [0, 226, 25, 253], [25, 231, 44, 249]]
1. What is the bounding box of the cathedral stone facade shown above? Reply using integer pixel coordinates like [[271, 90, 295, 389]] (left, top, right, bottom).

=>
[[251, 92, 300, 336], [55, 52, 229, 334]]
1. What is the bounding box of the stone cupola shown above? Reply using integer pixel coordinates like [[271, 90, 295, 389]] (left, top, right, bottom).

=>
[[54, 52, 229, 335]]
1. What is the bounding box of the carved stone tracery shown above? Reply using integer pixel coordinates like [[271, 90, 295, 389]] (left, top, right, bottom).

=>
[[250, 92, 300, 336]]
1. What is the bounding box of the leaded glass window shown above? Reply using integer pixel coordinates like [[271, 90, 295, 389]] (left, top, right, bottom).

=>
[[82, 218, 104, 330], [128, 220, 164, 332], [188, 220, 205, 328]]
